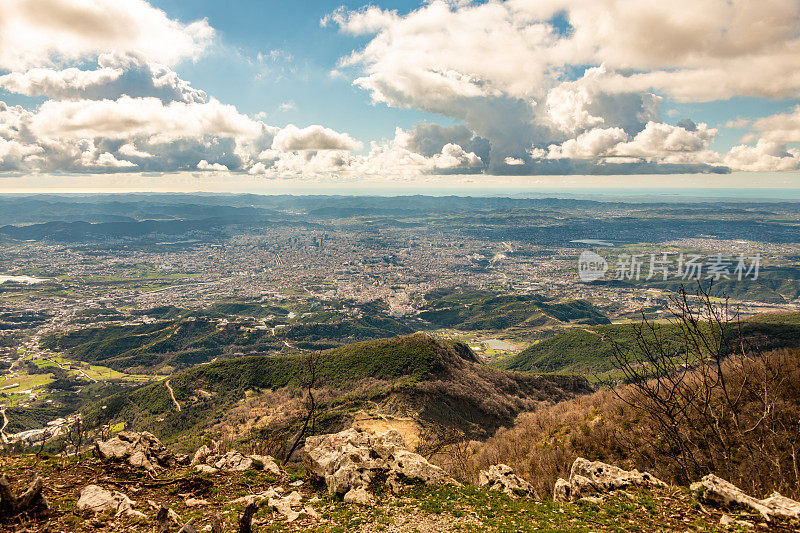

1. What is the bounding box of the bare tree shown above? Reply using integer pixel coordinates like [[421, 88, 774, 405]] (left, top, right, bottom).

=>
[[62, 416, 86, 456], [607, 282, 800, 493], [416, 423, 467, 460]]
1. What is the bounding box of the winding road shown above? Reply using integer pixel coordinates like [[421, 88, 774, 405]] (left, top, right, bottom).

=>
[[165, 380, 181, 412], [0, 407, 9, 444]]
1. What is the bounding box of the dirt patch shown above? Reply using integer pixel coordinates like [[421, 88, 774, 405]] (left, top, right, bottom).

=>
[[352, 412, 422, 449]]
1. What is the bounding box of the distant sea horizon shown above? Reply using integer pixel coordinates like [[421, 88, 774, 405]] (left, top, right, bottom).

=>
[[2, 187, 800, 203], [0, 171, 799, 202], [507, 187, 800, 202]]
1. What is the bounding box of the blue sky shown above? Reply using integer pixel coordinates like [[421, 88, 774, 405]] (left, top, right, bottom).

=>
[[0, 0, 798, 186]]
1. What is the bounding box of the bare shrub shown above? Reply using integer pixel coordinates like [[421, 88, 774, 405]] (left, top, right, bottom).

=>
[[458, 391, 629, 498], [609, 284, 800, 495], [445, 284, 800, 500]]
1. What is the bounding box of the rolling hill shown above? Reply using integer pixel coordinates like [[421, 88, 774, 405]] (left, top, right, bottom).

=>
[[84, 334, 591, 448], [40, 313, 415, 374], [500, 312, 800, 378], [418, 288, 610, 329]]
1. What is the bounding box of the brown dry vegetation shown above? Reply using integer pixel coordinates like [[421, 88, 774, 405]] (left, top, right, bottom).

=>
[[435, 347, 800, 501]]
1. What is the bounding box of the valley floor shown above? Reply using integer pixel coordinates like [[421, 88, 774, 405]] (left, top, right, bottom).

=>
[[0, 454, 787, 532]]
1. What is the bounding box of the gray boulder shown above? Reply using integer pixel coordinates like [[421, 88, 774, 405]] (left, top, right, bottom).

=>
[[249, 454, 281, 476], [553, 478, 571, 503], [95, 431, 174, 472], [190, 444, 281, 475], [691, 474, 800, 521], [194, 464, 218, 474], [344, 486, 376, 506], [304, 428, 455, 498], [190, 444, 214, 466], [478, 464, 536, 498], [214, 451, 253, 471], [554, 458, 666, 502], [77, 485, 145, 518], [268, 490, 303, 522]]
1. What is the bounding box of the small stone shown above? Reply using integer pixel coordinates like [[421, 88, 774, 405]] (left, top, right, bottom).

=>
[[77, 485, 138, 517], [268, 490, 303, 522], [387, 472, 403, 495], [344, 487, 376, 506], [302, 506, 321, 519], [194, 464, 218, 474]]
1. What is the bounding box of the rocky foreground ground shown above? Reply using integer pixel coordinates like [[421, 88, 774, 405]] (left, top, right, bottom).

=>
[[1, 429, 799, 532]]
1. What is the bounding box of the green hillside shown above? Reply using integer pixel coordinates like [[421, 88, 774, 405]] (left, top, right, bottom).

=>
[[501, 312, 800, 378], [40, 314, 414, 374], [633, 267, 800, 304], [84, 334, 591, 446]]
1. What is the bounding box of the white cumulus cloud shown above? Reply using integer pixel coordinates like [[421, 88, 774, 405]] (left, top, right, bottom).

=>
[[271, 125, 363, 152], [0, 53, 207, 104], [326, 0, 800, 175], [0, 0, 214, 70]]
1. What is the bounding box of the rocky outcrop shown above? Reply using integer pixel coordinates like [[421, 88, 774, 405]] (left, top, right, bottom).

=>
[[250, 454, 281, 476], [762, 493, 800, 520], [190, 446, 280, 475], [77, 485, 145, 518], [478, 464, 536, 498], [190, 443, 218, 466], [554, 458, 666, 502], [95, 431, 175, 472], [213, 451, 255, 472], [691, 474, 800, 521], [304, 428, 455, 501], [184, 497, 209, 507]]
